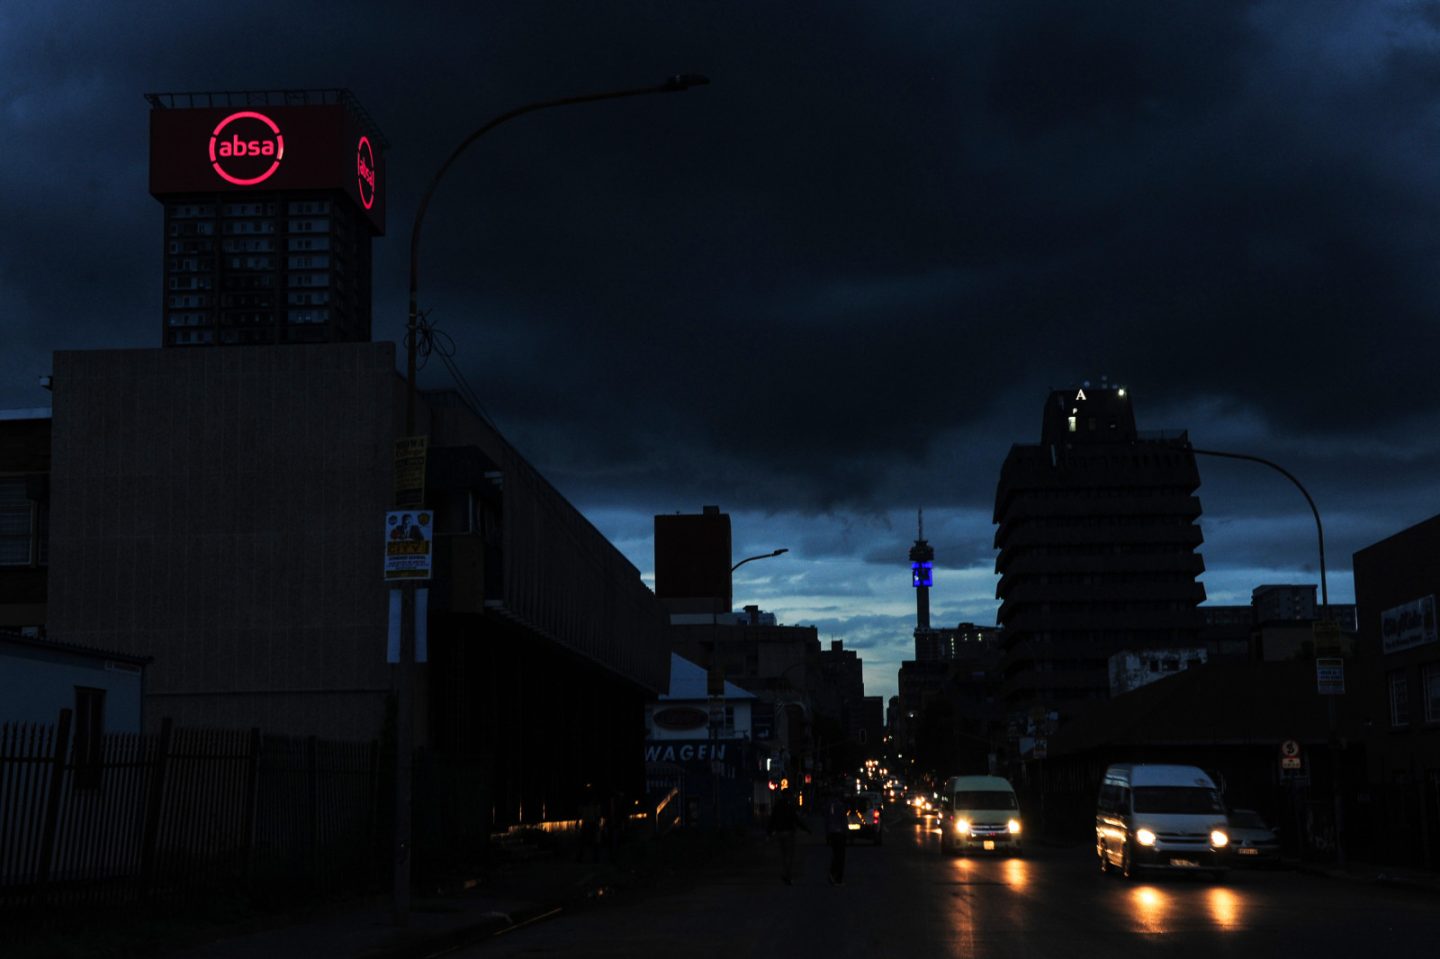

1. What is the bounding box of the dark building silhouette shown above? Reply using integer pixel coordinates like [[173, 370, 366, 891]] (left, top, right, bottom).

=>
[[45, 345, 667, 829], [993, 384, 1207, 729], [0, 409, 50, 633], [1353, 512, 1440, 868], [148, 90, 386, 347], [654, 506, 732, 619]]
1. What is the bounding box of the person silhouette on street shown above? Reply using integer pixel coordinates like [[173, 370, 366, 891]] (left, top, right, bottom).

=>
[[824, 789, 850, 885], [576, 784, 602, 863], [766, 784, 808, 884]]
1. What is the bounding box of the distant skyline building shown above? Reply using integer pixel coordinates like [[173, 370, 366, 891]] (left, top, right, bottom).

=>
[[992, 383, 1208, 725], [147, 89, 387, 347]]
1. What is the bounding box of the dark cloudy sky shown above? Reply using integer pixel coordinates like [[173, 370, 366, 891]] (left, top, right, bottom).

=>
[[4, 1, 1439, 700]]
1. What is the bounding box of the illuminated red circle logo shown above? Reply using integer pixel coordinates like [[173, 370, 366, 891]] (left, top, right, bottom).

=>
[[208, 111, 284, 186], [356, 135, 376, 210]]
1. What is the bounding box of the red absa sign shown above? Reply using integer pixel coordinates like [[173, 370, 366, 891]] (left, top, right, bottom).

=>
[[355, 135, 376, 209], [151, 103, 385, 234], [208, 111, 285, 186]]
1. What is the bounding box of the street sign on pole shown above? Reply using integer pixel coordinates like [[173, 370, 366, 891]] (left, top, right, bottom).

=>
[[1280, 739, 1303, 770], [393, 436, 428, 508], [1316, 658, 1345, 695]]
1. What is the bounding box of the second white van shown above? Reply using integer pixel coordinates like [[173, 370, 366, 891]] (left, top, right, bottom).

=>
[[1095, 763, 1231, 879]]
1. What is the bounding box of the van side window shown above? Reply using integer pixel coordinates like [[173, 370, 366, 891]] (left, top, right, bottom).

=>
[[1098, 782, 1120, 812], [1118, 786, 1131, 812]]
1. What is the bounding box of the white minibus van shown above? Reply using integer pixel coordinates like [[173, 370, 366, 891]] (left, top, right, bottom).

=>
[[938, 775, 1022, 855], [1095, 763, 1231, 879]]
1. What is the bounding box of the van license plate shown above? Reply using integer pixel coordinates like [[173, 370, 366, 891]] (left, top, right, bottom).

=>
[[1170, 858, 1198, 867], [983, 840, 995, 851], [1238, 848, 1258, 856]]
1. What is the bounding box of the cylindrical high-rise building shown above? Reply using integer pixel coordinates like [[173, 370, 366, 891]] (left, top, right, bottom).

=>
[[993, 385, 1207, 724]]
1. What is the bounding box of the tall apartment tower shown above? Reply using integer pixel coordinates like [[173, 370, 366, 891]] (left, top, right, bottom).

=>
[[147, 90, 387, 347], [992, 384, 1207, 722]]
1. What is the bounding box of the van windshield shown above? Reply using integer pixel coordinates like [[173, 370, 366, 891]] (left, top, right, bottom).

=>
[[952, 790, 1017, 810], [1133, 786, 1224, 814]]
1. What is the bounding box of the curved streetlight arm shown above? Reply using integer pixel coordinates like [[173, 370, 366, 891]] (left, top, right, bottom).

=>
[[405, 74, 709, 431], [1189, 447, 1328, 613], [731, 548, 789, 573]]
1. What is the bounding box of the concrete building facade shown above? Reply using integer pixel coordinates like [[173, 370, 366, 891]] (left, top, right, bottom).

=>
[[44, 343, 667, 829], [992, 385, 1207, 726]]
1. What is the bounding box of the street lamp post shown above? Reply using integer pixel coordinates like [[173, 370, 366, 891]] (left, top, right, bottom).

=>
[[1188, 445, 1344, 866], [731, 548, 788, 574], [392, 74, 709, 926]]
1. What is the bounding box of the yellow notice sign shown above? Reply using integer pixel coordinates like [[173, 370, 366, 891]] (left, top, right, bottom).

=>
[[394, 436, 428, 508]]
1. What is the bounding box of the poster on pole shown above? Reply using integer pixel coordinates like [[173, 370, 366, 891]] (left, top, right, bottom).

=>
[[1316, 658, 1345, 695], [393, 436, 428, 508], [384, 510, 433, 581]]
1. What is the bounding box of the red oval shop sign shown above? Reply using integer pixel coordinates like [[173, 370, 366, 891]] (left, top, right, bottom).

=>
[[652, 706, 709, 731], [209, 111, 285, 186]]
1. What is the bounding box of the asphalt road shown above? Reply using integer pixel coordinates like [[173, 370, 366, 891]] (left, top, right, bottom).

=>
[[466, 806, 1436, 958]]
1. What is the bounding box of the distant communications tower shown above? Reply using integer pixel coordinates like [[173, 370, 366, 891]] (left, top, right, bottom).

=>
[[909, 509, 934, 630]]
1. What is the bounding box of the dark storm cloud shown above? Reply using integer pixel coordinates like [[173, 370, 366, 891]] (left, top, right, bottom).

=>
[[4, 1, 1439, 677]]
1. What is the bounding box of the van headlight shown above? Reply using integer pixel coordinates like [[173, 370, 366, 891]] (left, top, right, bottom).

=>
[[955, 819, 971, 835], [1211, 830, 1229, 848], [1008, 819, 1022, 835], [1136, 828, 1157, 847]]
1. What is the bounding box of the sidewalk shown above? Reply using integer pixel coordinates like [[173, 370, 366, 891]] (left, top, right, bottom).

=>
[[169, 827, 765, 959], [1292, 857, 1440, 895]]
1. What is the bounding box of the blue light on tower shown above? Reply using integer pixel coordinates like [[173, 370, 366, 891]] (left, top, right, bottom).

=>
[[911, 561, 933, 588]]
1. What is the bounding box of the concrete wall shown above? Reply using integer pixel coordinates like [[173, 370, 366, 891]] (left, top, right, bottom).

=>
[[47, 344, 397, 739]]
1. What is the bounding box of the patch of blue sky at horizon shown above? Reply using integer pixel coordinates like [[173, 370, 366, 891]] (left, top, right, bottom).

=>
[[1197, 566, 1353, 607], [1197, 509, 1357, 603]]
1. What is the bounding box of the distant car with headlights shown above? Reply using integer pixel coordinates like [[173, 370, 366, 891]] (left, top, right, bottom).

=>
[[1096, 763, 1230, 880], [848, 792, 884, 844], [1226, 808, 1281, 865], [938, 775, 1022, 855], [908, 788, 936, 817]]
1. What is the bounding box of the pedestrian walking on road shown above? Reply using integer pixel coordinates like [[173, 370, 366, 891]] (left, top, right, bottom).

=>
[[824, 790, 849, 885], [766, 784, 808, 884], [576, 783, 602, 863]]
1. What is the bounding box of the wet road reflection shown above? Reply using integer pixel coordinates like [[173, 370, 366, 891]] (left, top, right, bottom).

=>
[[1123, 880, 1249, 934], [1206, 886, 1243, 930], [1001, 857, 1029, 890], [1131, 885, 1171, 934]]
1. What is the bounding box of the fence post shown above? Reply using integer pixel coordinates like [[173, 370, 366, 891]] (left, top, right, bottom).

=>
[[307, 735, 319, 882], [140, 718, 174, 894], [367, 738, 381, 884], [241, 727, 262, 882], [34, 708, 73, 895]]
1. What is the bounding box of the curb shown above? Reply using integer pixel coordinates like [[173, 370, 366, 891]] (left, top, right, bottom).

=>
[[355, 896, 574, 959], [1292, 861, 1440, 894]]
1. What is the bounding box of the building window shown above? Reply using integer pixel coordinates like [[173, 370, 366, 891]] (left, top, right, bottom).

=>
[[0, 477, 44, 566], [73, 687, 105, 790], [1389, 671, 1410, 727], [1423, 664, 1440, 724]]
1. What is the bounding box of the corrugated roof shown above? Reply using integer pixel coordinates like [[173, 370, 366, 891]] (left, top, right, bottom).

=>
[[661, 653, 756, 700], [0, 630, 153, 666]]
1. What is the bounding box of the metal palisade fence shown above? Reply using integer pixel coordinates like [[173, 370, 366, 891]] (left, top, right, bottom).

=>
[[0, 710, 382, 913]]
